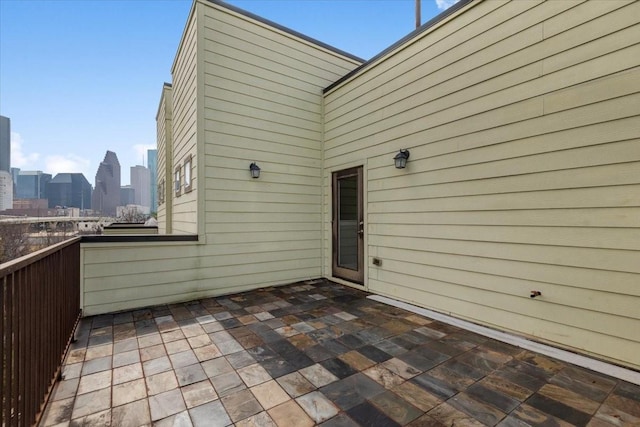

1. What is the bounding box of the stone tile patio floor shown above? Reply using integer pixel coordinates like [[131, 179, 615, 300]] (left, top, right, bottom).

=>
[[40, 280, 640, 427]]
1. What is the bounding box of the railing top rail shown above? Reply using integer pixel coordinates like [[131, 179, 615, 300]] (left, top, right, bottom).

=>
[[0, 236, 81, 275]]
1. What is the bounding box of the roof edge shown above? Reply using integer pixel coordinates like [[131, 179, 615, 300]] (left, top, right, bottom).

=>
[[324, 0, 475, 94], [203, 0, 365, 63]]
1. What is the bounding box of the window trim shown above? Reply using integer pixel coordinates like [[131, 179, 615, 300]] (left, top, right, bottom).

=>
[[174, 165, 182, 196], [183, 155, 193, 193]]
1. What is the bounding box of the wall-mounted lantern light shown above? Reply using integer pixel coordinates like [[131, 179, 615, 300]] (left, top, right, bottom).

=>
[[250, 162, 261, 179], [394, 149, 410, 169]]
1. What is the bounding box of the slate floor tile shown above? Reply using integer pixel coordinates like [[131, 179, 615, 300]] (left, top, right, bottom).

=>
[[358, 344, 393, 363], [346, 401, 401, 427], [318, 413, 359, 427], [411, 373, 457, 400], [181, 380, 218, 409], [149, 388, 187, 421], [42, 281, 633, 427], [210, 371, 246, 397], [238, 363, 272, 387], [235, 411, 278, 427], [189, 400, 232, 427], [72, 387, 111, 420], [525, 393, 592, 426], [320, 358, 359, 379], [338, 350, 376, 371], [428, 402, 485, 427], [250, 379, 290, 410], [448, 392, 507, 426], [146, 370, 178, 395], [277, 371, 316, 398], [268, 400, 314, 427], [363, 365, 405, 389], [221, 388, 264, 422], [320, 373, 385, 410], [111, 398, 150, 426], [391, 381, 442, 412], [77, 370, 111, 395], [299, 363, 340, 388], [175, 363, 208, 386], [369, 390, 423, 425], [260, 357, 296, 378], [296, 391, 339, 423], [112, 378, 147, 407]]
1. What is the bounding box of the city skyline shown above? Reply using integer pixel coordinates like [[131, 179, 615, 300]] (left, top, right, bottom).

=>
[[0, 0, 454, 186]]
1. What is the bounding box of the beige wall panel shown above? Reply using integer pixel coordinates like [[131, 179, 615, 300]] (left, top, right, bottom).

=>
[[206, 212, 321, 225], [368, 185, 640, 213], [369, 234, 640, 281], [367, 277, 640, 370], [326, 49, 637, 151], [369, 162, 640, 201], [205, 178, 321, 196], [325, 0, 520, 112], [369, 139, 640, 186], [368, 207, 640, 228], [202, 222, 320, 233], [203, 96, 320, 133], [321, 0, 640, 370], [373, 259, 640, 341], [204, 84, 320, 123], [196, 0, 359, 294], [370, 223, 640, 251], [205, 189, 319, 205], [373, 246, 640, 300], [204, 130, 321, 159], [203, 108, 320, 143], [197, 239, 321, 256], [202, 35, 349, 87], [205, 145, 321, 168], [367, 118, 639, 172], [202, 12, 359, 75]]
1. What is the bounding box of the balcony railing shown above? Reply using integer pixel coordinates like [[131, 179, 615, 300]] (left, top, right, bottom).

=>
[[1, 237, 81, 427]]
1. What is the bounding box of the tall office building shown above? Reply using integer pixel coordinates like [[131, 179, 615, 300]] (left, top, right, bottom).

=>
[[16, 170, 51, 199], [46, 173, 92, 209], [0, 116, 10, 173], [120, 185, 136, 206], [130, 165, 151, 209], [0, 116, 12, 210], [148, 149, 158, 213], [92, 150, 120, 216]]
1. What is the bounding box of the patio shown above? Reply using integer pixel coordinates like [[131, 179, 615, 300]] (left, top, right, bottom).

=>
[[40, 280, 640, 426]]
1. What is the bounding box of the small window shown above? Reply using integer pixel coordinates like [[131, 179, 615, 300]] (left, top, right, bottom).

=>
[[175, 166, 182, 196], [158, 179, 165, 204], [184, 155, 193, 193]]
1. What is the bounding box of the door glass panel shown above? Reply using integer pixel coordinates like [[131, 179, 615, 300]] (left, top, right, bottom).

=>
[[338, 175, 358, 270]]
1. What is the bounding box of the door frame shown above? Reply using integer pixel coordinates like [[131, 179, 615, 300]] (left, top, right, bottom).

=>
[[331, 166, 364, 285]]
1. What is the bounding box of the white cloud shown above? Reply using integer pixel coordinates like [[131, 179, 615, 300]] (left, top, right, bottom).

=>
[[132, 144, 156, 166], [435, 0, 460, 11], [10, 132, 40, 168], [45, 154, 92, 179]]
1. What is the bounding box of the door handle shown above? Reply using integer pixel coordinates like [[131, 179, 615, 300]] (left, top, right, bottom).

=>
[[358, 221, 364, 235]]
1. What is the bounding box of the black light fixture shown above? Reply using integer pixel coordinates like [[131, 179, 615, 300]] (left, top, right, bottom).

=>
[[394, 149, 410, 169], [249, 162, 261, 179]]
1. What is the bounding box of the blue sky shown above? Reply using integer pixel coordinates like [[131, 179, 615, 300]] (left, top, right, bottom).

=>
[[0, 0, 457, 185]]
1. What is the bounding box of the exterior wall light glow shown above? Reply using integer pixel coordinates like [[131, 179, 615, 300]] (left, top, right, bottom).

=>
[[394, 149, 410, 169], [250, 162, 261, 178]]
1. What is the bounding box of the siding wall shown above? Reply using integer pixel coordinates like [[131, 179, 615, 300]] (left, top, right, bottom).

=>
[[198, 0, 360, 295], [323, 0, 640, 369], [171, 10, 199, 234], [81, 241, 202, 316], [156, 85, 173, 234]]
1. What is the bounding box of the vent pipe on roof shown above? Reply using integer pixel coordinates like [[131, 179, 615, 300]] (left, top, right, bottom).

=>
[[415, 0, 421, 28]]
